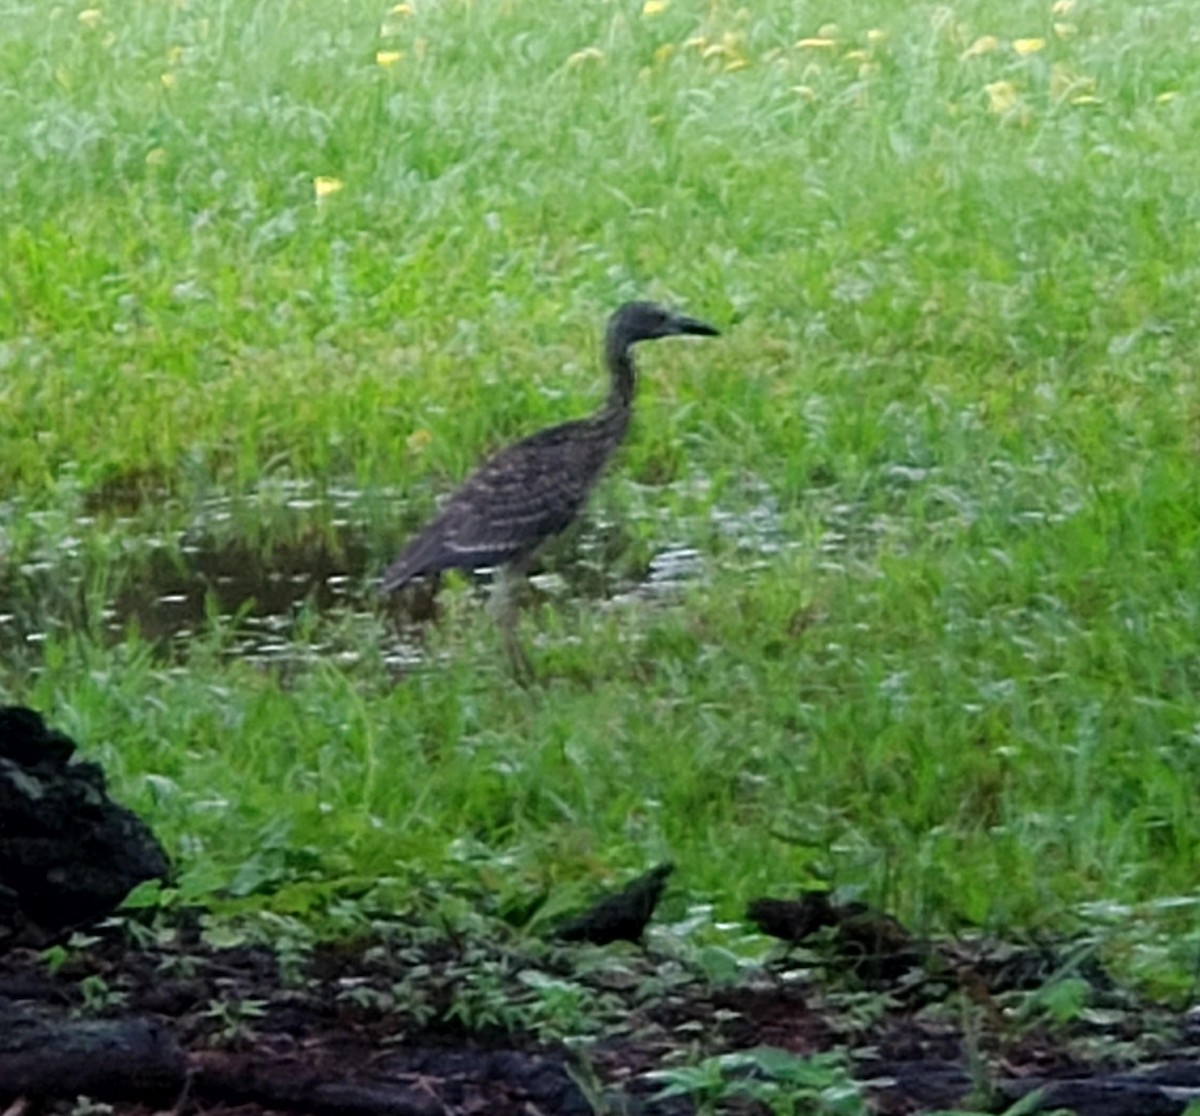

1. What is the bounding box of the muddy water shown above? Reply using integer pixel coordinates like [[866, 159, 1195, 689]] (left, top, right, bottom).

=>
[[0, 524, 426, 672], [0, 480, 422, 670], [0, 478, 793, 672], [112, 532, 430, 670]]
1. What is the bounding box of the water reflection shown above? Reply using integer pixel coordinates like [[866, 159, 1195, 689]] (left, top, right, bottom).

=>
[[0, 476, 792, 671]]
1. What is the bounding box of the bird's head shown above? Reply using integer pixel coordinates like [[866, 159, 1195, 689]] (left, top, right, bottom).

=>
[[608, 301, 720, 347]]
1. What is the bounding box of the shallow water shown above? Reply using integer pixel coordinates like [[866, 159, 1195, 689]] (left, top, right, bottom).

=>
[[0, 476, 794, 672]]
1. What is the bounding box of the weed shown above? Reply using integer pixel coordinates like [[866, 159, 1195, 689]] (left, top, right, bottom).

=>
[[75, 974, 128, 1017], [1, 0, 1199, 993], [204, 996, 268, 1047], [649, 1047, 867, 1115]]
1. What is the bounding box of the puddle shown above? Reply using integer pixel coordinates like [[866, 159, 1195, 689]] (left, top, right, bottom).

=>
[[0, 528, 425, 674], [0, 475, 796, 672], [114, 536, 367, 642], [110, 534, 425, 672], [0, 462, 1083, 672]]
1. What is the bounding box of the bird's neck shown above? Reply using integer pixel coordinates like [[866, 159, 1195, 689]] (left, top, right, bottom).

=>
[[604, 335, 636, 413]]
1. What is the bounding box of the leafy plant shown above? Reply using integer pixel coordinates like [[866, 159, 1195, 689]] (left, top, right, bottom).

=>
[[204, 997, 268, 1047], [649, 1047, 867, 1116], [75, 974, 128, 1017]]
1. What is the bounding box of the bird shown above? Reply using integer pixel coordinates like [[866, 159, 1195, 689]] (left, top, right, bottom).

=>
[[554, 862, 675, 945], [380, 301, 719, 670]]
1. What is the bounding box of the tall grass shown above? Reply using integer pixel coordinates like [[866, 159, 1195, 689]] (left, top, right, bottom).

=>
[[2, 0, 1199, 988]]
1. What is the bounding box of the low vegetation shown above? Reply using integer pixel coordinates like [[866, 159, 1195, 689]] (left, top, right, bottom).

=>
[[2, 0, 1199, 1012]]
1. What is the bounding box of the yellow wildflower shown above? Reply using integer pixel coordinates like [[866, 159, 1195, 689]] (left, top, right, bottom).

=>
[[391, 2, 413, 13], [1050, 63, 1073, 99], [843, 49, 868, 62], [77, 8, 102, 27], [376, 50, 403, 67], [701, 32, 744, 62], [725, 58, 747, 72], [866, 29, 889, 44], [795, 37, 836, 49], [1013, 38, 1046, 54], [961, 35, 1000, 59], [642, 0, 668, 15], [566, 46, 604, 67], [1050, 64, 1095, 102], [986, 80, 1018, 113], [1156, 90, 1179, 104], [313, 176, 344, 200]]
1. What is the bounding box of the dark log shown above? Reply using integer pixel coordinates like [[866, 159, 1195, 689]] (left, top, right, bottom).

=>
[[998, 1076, 1192, 1116], [192, 1046, 604, 1116], [0, 1001, 185, 1103], [191, 1054, 444, 1116]]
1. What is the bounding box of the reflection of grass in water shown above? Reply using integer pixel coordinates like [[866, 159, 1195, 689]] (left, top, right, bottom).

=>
[[2, 0, 1200, 994], [0, 474, 782, 667]]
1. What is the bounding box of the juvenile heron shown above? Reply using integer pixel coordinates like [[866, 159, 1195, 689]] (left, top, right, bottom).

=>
[[381, 301, 719, 667]]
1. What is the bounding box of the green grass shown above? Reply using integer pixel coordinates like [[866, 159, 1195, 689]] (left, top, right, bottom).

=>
[[2, 0, 1200, 990]]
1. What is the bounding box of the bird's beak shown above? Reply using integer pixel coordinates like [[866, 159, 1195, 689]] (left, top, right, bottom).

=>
[[673, 314, 720, 337]]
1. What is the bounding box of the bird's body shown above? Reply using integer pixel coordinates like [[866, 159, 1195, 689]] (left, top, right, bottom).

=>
[[379, 406, 628, 591], [381, 302, 718, 595]]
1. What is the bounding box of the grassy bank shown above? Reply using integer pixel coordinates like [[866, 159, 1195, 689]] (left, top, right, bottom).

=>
[[2, 0, 1199, 990]]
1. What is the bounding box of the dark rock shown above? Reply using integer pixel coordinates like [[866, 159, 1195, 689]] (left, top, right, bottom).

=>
[[0, 705, 170, 945], [0, 706, 75, 767]]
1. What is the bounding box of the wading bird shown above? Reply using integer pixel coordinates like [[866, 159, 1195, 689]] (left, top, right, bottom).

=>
[[381, 301, 719, 672]]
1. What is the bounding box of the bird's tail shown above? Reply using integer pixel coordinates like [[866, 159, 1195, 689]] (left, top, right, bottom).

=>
[[379, 527, 446, 593]]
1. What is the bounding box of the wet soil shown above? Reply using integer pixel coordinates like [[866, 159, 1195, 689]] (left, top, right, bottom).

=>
[[3, 911, 1200, 1116]]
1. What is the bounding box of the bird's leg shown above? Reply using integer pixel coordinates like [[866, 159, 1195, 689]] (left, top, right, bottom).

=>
[[489, 563, 534, 683], [503, 621, 533, 685]]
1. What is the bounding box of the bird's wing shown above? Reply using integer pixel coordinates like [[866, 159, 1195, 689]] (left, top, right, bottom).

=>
[[440, 437, 601, 552], [380, 424, 611, 591]]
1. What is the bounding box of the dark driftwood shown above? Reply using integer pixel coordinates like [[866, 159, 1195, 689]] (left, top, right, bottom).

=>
[[0, 1002, 185, 1103]]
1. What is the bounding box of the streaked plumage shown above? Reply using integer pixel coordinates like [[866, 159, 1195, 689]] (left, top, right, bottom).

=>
[[381, 302, 719, 594]]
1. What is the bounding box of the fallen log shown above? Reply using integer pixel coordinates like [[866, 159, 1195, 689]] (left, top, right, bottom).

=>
[[0, 1001, 185, 1104]]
